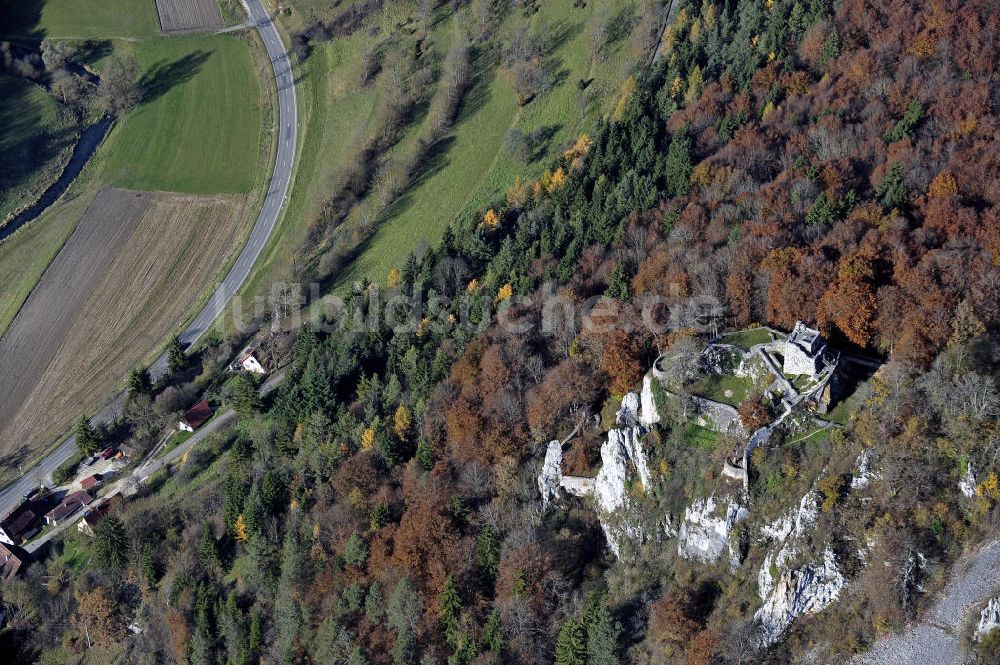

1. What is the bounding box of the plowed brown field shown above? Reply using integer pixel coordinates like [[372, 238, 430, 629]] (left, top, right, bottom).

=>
[[154, 0, 223, 34], [0, 187, 249, 457]]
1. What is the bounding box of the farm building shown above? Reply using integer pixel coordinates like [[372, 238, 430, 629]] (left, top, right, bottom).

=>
[[179, 399, 213, 432], [45, 490, 93, 526]]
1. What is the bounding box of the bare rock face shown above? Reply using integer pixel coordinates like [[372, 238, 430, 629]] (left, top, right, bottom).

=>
[[754, 547, 845, 646], [960, 461, 977, 498], [538, 440, 563, 507], [754, 491, 844, 646], [639, 375, 661, 426], [851, 449, 880, 490], [677, 495, 748, 565], [616, 391, 641, 427], [976, 597, 1000, 639]]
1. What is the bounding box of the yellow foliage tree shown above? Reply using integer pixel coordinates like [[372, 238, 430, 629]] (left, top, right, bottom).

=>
[[613, 76, 636, 120], [547, 167, 566, 193], [394, 404, 411, 441], [361, 426, 376, 451], [684, 65, 703, 106], [928, 171, 958, 198], [531, 180, 544, 202], [563, 133, 592, 161], [234, 514, 249, 543], [670, 75, 683, 99], [483, 208, 500, 230], [495, 283, 513, 303], [978, 472, 1000, 502], [387, 268, 402, 288], [466, 278, 479, 293], [506, 176, 529, 208]]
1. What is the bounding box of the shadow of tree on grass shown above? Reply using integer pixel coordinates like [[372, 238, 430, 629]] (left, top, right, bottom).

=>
[[139, 50, 212, 105]]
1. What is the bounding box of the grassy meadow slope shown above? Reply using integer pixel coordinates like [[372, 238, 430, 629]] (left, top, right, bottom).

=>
[[222, 0, 642, 333], [0, 72, 81, 222]]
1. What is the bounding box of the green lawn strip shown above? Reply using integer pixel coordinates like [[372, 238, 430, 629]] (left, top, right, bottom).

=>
[[454, 0, 638, 218], [333, 61, 518, 289], [102, 35, 263, 194], [218, 37, 379, 333], [56, 530, 91, 574], [159, 429, 195, 459], [720, 327, 777, 349], [0, 73, 80, 222], [0, 0, 159, 40]]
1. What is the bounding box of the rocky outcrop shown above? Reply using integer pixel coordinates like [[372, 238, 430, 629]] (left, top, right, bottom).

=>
[[538, 391, 666, 557], [594, 424, 654, 555], [851, 449, 880, 490], [762, 491, 819, 544], [615, 391, 641, 427], [677, 495, 748, 566], [960, 461, 977, 498], [754, 491, 845, 646], [754, 547, 845, 646], [538, 440, 563, 507], [976, 597, 1000, 639], [639, 376, 661, 426]]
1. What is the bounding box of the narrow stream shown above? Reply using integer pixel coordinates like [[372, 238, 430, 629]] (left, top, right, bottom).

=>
[[0, 113, 113, 243]]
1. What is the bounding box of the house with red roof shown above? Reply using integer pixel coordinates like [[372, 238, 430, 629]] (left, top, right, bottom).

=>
[[178, 398, 213, 432]]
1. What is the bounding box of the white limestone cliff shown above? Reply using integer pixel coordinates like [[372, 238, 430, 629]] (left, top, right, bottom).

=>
[[754, 547, 845, 646], [639, 375, 661, 426], [960, 461, 977, 498], [538, 440, 563, 507], [976, 597, 1000, 639], [677, 495, 748, 565]]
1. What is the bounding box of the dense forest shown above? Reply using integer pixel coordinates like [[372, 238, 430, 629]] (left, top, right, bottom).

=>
[[3, 0, 1000, 664]]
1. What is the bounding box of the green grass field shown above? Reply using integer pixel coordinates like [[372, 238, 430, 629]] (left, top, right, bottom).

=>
[[0, 0, 159, 40], [0, 73, 80, 222], [102, 36, 264, 194]]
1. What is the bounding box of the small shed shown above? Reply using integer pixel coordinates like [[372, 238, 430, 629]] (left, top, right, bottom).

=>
[[81, 474, 102, 491], [178, 399, 213, 432]]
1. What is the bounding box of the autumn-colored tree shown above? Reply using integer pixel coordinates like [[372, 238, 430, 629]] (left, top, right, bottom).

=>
[[599, 329, 647, 395], [483, 208, 500, 230], [648, 591, 699, 652], [75, 587, 126, 646], [528, 357, 602, 436], [234, 514, 249, 543], [818, 250, 878, 347], [738, 393, 771, 431], [393, 404, 412, 441]]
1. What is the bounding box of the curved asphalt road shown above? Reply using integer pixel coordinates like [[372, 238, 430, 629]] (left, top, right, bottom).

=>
[[0, 0, 297, 518]]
